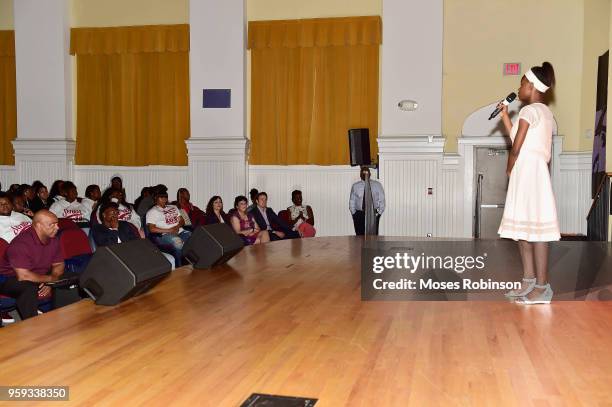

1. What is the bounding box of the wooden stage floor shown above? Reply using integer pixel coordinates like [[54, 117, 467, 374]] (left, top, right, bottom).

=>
[[1, 237, 612, 406]]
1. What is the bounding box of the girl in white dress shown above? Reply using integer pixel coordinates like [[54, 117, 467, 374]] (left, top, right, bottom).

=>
[[497, 62, 560, 305]]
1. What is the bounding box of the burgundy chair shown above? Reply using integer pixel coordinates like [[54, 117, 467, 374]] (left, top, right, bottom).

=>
[[60, 228, 92, 259], [58, 218, 79, 231], [190, 208, 206, 227], [60, 228, 93, 278], [0, 238, 17, 320]]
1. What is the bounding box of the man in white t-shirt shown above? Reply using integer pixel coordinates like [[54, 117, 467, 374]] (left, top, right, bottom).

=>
[[146, 190, 191, 266], [0, 192, 32, 243], [49, 181, 91, 226]]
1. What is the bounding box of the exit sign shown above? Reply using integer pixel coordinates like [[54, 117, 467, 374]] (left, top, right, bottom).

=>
[[503, 63, 521, 76]]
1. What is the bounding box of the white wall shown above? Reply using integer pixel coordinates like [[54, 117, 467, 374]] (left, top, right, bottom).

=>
[[0, 152, 591, 237], [189, 0, 245, 139], [381, 0, 443, 137], [13, 0, 71, 140]]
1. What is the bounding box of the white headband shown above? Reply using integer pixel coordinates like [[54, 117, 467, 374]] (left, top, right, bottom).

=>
[[525, 69, 549, 93]]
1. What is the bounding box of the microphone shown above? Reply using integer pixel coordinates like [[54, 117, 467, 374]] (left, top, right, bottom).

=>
[[488, 92, 517, 120]]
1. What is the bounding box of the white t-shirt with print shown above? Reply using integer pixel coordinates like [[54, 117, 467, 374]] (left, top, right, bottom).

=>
[[118, 204, 142, 229], [81, 197, 96, 213], [49, 199, 91, 223], [97, 203, 142, 229], [146, 205, 183, 233], [0, 211, 32, 243]]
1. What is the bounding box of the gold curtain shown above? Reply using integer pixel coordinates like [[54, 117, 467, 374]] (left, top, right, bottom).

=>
[[0, 31, 16, 165], [71, 25, 189, 166], [248, 16, 380, 165]]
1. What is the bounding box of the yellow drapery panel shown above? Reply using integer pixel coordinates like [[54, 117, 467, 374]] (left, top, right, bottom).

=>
[[71, 25, 189, 166], [248, 17, 380, 165], [0, 31, 16, 165], [70, 24, 189, 55], [248, 16, 381, 49]]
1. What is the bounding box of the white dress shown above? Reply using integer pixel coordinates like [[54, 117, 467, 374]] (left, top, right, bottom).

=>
[[498, 103, 561, 242]]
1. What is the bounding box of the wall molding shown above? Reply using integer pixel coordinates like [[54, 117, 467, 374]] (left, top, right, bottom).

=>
[[185, 138, 249, 160], [12, 139, 75, 157], [378, 135, 445, 155], [11, 139, 75, 187]]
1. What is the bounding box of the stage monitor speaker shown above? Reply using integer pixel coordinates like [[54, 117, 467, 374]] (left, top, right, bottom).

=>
[[182, 223, 245, 269], [79, 239, 172, 306], [348, 128, 371, 166]]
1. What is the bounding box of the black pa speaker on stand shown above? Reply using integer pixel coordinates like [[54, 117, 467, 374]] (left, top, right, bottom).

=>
[[79, 239, 172, 306], [182, 223, 245, 269], [348, 128, 371, 166]]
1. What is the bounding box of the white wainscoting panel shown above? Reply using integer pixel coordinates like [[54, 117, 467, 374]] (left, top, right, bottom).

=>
[[379, 158, 438, 237], [3, 151, 593, 238], [0, 166, 18, 189], [248, 165, 362, 237], [186, 138, 248, 209], [554, 152, 592, 235], [437, 155, 461, 237], [74, 166, 189, 203], [378, 135, 446, 237], [189, 159, 247, 210], [15, 160, 75, 189]]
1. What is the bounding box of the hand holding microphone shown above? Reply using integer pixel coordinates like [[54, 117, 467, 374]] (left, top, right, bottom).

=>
[[488, 92, 517, 120]]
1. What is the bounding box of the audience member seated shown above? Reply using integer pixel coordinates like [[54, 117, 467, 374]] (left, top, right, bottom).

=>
[[175, 188, 205, 228], [11, 193, 34, 218], [7, 184, 20, 194], [287, 190, 316, 238], [0, 210, 64, 320], [49, 182, 91, 228], [107, 175, 129, 203], [95, 188, 142, 233], [91, 202, 140, 247], [137, 184, 164, 218], [31, 180, 44, 192], [17, 184, 34, 211], [250, 192, 299, 241], [30, 184, 51, 213], [230, 196, 269, 245], [109, 175, 124, 193], [0, 192, 32, 243], [247, 188, 259, 212], [134, 187, 152, 214], [48, 180, 65, 203], [146, 190, 191, 266], [81, 184, 101, 213], [205, 196, 230, 224]]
